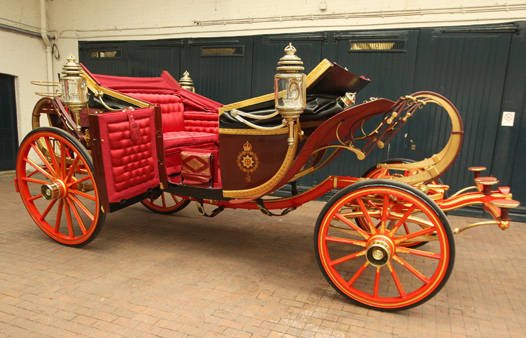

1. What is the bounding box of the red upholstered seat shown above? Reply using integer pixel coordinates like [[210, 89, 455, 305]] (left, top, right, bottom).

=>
[[85, 67, 223, 183], [163, 131, 218, 149]]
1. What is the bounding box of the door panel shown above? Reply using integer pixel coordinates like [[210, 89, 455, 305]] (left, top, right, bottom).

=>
[[89, 107, 163, 207], [0, 74, 18, 171], [413, 29, 512, 192], [129, 40, 182, 77], [79, 41, 130, 75], [185, 38, 253, 104], [251, 34, 326, 97]]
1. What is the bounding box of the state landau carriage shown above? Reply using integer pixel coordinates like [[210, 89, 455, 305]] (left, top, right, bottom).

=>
[[16, 44, 520, 311]]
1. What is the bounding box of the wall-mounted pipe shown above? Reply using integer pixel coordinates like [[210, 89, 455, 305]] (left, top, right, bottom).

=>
[[40, 0, 53, 83], [0, 22, 41, 38]]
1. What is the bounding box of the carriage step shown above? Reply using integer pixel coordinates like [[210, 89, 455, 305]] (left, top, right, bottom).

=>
[[468, 166, 486, 178], [475, 176, 499, 194], [490, 199, 520, 225], [490, 199, 520, 209]]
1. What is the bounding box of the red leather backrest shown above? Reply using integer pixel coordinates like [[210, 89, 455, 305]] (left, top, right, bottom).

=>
[[123, 92, 185, 132]]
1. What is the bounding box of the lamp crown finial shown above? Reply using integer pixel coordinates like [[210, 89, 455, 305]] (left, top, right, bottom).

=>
[[277, 43, 304, 73]]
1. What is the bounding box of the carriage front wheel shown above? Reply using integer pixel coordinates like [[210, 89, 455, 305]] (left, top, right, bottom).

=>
[[314, 179, 454, 311], [16, 127, 105, 246]]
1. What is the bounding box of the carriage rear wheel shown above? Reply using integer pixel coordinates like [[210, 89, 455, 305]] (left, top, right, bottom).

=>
[[315, 180, 454, 311], [16, 127, 105, 246], [141, 192, 190, 214]]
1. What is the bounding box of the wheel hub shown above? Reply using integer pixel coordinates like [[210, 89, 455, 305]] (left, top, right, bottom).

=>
[[41, 180, 66, 200], [366, 235, 394, 267]]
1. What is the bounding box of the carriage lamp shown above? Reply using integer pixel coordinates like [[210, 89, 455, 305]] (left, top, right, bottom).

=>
[[179, 70, 196, 92], [274, 43, 306, 145], [60, 55, 88, 130]]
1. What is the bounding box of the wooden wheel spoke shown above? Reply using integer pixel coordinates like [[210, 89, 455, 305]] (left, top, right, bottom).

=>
[[380, 195, 389, 233], [65, 156, 81, 183], [40, 199, 57, 221], [60, 142, 67, 177], [69, 189, 96, 201], [44, 137, 60, 173], [393, 255, 430, 284], [30, 143, 56, 177], [329, 249, 366, 267], [334, 213, 370, 239], [397, 247, 441, 260], [388, 205, 417, 236], [346, 261, 369, 287], [54, 200, 64, 233], [373, 267, 381, 297], [27, 169, 39, 178], [69, 194, 94, 221], [325, 236, 366, 247], [395, 226, 435, 244], [170, 194, 180, 204], [29, 194, 43, 201], [387, 261, 406, 298], [67, 198, 87, 234], [22, 177, 48, 185], [67, 175, 91, 187], [63, 201, 75, 237], [25, 158, 54, 180], [356, 198, 377, 234], [161, 193, 167, 208]]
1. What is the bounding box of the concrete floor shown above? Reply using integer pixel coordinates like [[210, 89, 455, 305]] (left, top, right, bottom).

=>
[[0, 173, 525, 337]]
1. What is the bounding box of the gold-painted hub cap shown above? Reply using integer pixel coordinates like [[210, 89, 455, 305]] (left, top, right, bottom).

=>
[[41, 181, 66, 200], [366, 235, 394, 267]]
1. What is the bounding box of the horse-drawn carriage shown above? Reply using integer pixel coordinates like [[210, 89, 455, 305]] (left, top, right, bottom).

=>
[[15, 44, 519, 311]]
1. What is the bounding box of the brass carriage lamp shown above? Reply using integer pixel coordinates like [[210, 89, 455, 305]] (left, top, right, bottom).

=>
[[60, 55, 88, 130], [274, 43, 306, 144]]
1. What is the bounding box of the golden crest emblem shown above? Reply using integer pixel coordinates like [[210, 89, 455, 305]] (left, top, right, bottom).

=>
[[236, 141, 259, 182]]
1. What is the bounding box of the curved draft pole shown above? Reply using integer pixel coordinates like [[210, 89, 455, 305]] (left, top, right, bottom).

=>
[[376, 91, 463, 186]]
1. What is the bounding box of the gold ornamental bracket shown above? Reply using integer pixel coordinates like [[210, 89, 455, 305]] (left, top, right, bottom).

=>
[[376, 92, 464, 186]]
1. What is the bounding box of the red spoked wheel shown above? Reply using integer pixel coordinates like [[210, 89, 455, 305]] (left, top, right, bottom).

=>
[[141, 192, 190, 214], [361, 158, 444, 248], [315, 180, 454, 311], [16, 127, 105, 247]]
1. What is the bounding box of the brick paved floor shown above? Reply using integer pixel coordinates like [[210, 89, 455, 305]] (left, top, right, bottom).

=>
[[1, 173, 525, 337]]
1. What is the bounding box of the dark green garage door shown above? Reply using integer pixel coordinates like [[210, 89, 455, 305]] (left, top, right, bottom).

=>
[[0, 73, 18, 171]]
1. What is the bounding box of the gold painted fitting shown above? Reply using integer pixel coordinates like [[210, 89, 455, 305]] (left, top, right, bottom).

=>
[[386, 111, 398, 125], [41, 181, 66, 200], [179, 70, 196, 92], [498, 220, 510, 230], [366, 235, 394, 267], [339, 92, 356, 107], [276, 43, 305, 73]]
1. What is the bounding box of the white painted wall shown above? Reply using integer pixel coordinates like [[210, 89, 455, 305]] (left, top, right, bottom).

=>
[[0, 0, 47, 142], [48, 0, 526, 68]]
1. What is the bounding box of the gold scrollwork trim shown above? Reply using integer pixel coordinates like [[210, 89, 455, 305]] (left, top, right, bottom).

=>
[[378, 92, 463, 186]]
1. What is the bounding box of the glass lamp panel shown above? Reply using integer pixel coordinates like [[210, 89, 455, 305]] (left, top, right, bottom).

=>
[[274, 73, 306, 112]]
